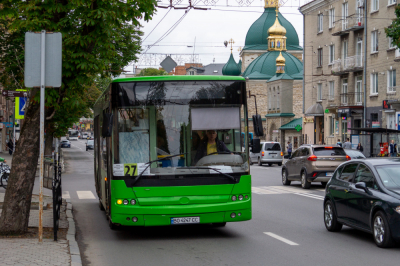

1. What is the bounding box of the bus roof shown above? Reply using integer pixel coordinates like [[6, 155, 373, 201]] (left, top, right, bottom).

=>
[[112, 75, 246, 83]]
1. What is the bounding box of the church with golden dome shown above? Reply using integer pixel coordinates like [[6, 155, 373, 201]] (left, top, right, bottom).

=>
[[221, 0, 304, 147]]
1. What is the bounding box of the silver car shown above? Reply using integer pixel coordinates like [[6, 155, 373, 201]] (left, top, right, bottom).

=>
[[250, 142, 283, 166]]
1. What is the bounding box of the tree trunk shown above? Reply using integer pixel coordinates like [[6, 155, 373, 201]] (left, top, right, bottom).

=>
[[0, 88, 40, 234], [44, 123, 54, 159]]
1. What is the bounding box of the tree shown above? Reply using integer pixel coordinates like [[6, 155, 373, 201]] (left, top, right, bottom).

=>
[[0, 0, 156, 234], [137, 68, 168, 76], [386, 6, 400, 48]]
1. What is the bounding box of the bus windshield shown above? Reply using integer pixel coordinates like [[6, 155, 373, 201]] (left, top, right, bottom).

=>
[[112, 80, 248, 177]]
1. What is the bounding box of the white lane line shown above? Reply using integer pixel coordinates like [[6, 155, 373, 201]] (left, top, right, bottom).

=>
[[77, 191, 96, 199], [294, 193, 324, 200], [252, 187, 280, 194], [62, 191, 70, 199], [263, 232, 299, 246]]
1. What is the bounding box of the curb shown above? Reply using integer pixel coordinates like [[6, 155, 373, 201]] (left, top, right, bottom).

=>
[[66, 199, 82, 266]]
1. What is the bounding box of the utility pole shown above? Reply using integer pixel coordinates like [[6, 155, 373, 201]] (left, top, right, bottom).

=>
[[363, 0, 367, 127]]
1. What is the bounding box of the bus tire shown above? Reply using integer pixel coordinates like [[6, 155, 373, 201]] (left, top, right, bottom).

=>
[[109, 217, 118, 230], [99, 199, 105, 211], [212, 222, 226, 227]]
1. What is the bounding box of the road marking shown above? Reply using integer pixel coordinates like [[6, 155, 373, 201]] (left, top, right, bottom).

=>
[[77, 191, 96, 199], [252, 186, 325, 200], [263, 232, 299, 246], [62, 191, 70, 199]]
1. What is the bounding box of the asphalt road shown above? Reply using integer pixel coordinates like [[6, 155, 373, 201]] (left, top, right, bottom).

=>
[[60, 139, 400, 266]]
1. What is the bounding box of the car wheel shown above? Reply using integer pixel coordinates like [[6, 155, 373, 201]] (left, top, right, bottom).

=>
[[278, 163, 282, 166], [373, 211, 394, 248], [212, 222, 226, 227], [324, 200, 342, 232], [301, 171, 311, 189], [268, 163, 272, 166], [258, 157, 262, 166], [282, 169, 291, 186], [321, 182, 327, 188]]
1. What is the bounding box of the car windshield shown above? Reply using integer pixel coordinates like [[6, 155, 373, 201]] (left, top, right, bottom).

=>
[[87, 140, 94, 145], [345, 150, 366, 159], [264, 143, 280, 151], [313, 147, 346, 156], [61, 140, 68, 143], [376, 165, 400, 190]]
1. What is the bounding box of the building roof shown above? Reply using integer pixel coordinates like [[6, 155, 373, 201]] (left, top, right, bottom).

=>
[[222, 54, 241, 76], [242, 51, 303, 80], [268, 72, 294, 82], [203, 63, 225, 75], [244, 8, 302, 51], [279, 118, 302, 130]]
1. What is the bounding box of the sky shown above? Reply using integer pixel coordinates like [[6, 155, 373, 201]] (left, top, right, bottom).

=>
[[130, 0, 309, 72]]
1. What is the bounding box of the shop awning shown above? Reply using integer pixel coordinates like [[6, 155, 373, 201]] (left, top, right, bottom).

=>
[[349, 128, 400, 133], [304, 103, 324, 117], [279, 118, 302, 131]]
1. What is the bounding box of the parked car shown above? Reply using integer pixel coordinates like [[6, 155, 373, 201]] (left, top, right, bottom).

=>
[[282, 145, 349, 188], [344, 149, 366, 159], [60, 140, 71, 148], [82, 132, 88, 139], [86, 140, 94, 151], [250, 141, 283, 166], [324, 158, 400, 248]]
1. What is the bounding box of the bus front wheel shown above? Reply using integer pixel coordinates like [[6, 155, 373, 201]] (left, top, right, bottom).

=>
[[109, 218, 118, 230]]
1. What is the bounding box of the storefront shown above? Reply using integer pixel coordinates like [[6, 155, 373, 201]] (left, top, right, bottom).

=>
[[303, 103, 324, 144]]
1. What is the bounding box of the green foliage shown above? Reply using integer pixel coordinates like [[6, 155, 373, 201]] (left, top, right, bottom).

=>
[[386, 5, 400, 48], [0, 0, 157, 136], [137, 68, 169, 76]]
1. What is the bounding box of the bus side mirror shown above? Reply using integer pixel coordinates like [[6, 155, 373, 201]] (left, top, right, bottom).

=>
[[102, 113, 113, 137], [250, 138, 261, 153]]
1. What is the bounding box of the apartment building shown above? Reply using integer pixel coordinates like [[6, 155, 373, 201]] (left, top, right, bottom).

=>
[[300, 0, 400, 145]]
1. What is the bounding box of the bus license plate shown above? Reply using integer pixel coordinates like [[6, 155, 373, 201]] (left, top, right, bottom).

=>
[[171, 217, 200, 224], [326, 172, 333, 177]]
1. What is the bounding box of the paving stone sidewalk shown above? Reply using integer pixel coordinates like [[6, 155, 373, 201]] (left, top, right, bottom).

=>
[[0, 195, 80, 265]]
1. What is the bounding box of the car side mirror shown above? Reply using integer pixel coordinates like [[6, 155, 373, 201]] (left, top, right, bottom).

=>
[[355, 182, 369, 193], [250, 138, 261, 153]]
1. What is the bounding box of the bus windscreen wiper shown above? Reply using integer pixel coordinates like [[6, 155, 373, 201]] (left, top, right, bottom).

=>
[[184, 167, 237, 183], [131, 153, 187, 185]]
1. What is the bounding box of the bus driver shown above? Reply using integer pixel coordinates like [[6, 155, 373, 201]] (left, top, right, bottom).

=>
[[194, 130, 231, 164]]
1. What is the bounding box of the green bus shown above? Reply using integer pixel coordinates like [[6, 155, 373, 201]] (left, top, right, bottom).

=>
[[93, 75, 254, 229]]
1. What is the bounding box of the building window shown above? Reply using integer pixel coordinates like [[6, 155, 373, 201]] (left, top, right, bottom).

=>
[[389, 37, 396, 49], [318, 14, 323, 33], [388, 0, 396, 5], [329, 8, 335, 28], [342, 2, 348, 30], [371, 73, 378, 94], [277, 87, 280, 110], [371, 31, 378, 52], [317, 83, 322, 101], [329, 116, 335, 136], [268, 88, 272, 110], [329, 45, 335, 64], [371, 0, 379, 11], [371, 113, 378, 122], [317, 48, 323, 67], [329, 81, 335, 100], [388, 69, 396, 92], [189, 71, 194, 75], [342, 78, 348, 104]]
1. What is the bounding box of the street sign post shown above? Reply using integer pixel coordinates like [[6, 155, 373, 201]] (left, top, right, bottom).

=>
[[25, 31, 62, 243]]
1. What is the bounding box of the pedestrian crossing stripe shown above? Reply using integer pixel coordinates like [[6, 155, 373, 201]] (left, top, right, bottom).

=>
[[62, 191, 96, 199], [252, 186, 324, 200]]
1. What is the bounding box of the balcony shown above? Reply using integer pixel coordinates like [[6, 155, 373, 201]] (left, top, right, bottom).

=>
[[331, 55, 363, 75], [332, 14, 364, 36], [340, 92, 364, 106]]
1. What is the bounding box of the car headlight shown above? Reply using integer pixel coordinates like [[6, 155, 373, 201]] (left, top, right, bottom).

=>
[[395, 206, 400, 214]]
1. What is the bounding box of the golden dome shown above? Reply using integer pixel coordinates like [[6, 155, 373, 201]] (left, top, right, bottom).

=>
[[276, 51, 286, 64], [268, 14, 286, 36]]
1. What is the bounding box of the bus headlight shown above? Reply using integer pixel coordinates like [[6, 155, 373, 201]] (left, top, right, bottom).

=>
[[123, 199, 129, 205], [130, 199, 136, 205], [117, 199, 123, 205], [238, 195, 243, 201], [231, 195, 237, 201]]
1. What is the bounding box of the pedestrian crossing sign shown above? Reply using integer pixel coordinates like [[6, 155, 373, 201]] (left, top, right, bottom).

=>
[[15, 97, 27, 119]]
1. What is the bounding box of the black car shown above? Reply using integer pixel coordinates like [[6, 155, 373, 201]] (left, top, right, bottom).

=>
[[86, 140, 94, 151], [324, 158, 400, 248]]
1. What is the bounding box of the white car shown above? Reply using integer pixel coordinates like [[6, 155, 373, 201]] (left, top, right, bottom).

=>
[[250, 141, 283, 166], [82, 133, 88, 139]]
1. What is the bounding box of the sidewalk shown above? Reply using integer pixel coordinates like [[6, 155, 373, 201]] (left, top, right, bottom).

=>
[[0, 152, 81, 266]]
